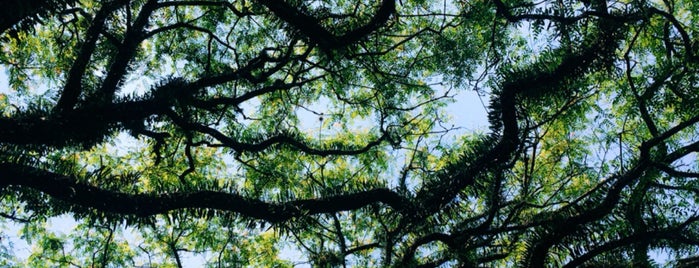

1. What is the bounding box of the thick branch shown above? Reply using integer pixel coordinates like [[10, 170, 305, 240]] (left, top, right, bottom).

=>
[[0, 96, 170, 147], [257, 0, 395, 50], [416, 14, 621, 217], [0, 0, 78, 33], [55, 1, 128, 112], [563, 219, 698, 268], [0, 163, 411, 223]]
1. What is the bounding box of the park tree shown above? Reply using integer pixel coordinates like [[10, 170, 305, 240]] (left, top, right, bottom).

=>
[[1, 0, 699, 266]]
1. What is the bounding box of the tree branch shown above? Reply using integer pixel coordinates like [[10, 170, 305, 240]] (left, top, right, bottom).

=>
[[0, 163, 411, 223], [256, 0, 395, 50]]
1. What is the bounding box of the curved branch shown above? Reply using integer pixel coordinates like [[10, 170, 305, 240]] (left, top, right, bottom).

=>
[[191, 76, 324, 109], [257, 0, 395, 50], [0, 163, 411, 223], [401, 232, 454, 265], [416, 11, 622, 217], [166, 110, 390, 156], [648, 7, 695, 61], [562, 220, 699, 268]]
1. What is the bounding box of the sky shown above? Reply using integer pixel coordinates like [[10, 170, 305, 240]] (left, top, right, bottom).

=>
[[0, 64, 492, 266], [0, 25, 673, 266]]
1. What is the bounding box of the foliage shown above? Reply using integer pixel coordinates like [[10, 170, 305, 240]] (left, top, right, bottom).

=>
[[1, 0, 699, 266]]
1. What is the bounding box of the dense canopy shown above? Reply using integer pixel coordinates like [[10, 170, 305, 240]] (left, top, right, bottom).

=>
[[2, 0, 699, 266]]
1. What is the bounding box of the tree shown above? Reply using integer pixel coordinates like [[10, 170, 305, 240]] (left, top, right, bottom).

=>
[[1, 0, 699, 266]]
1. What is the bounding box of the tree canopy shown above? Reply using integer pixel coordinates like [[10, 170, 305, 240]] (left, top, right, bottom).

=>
[[1, 0, 699, 266]]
